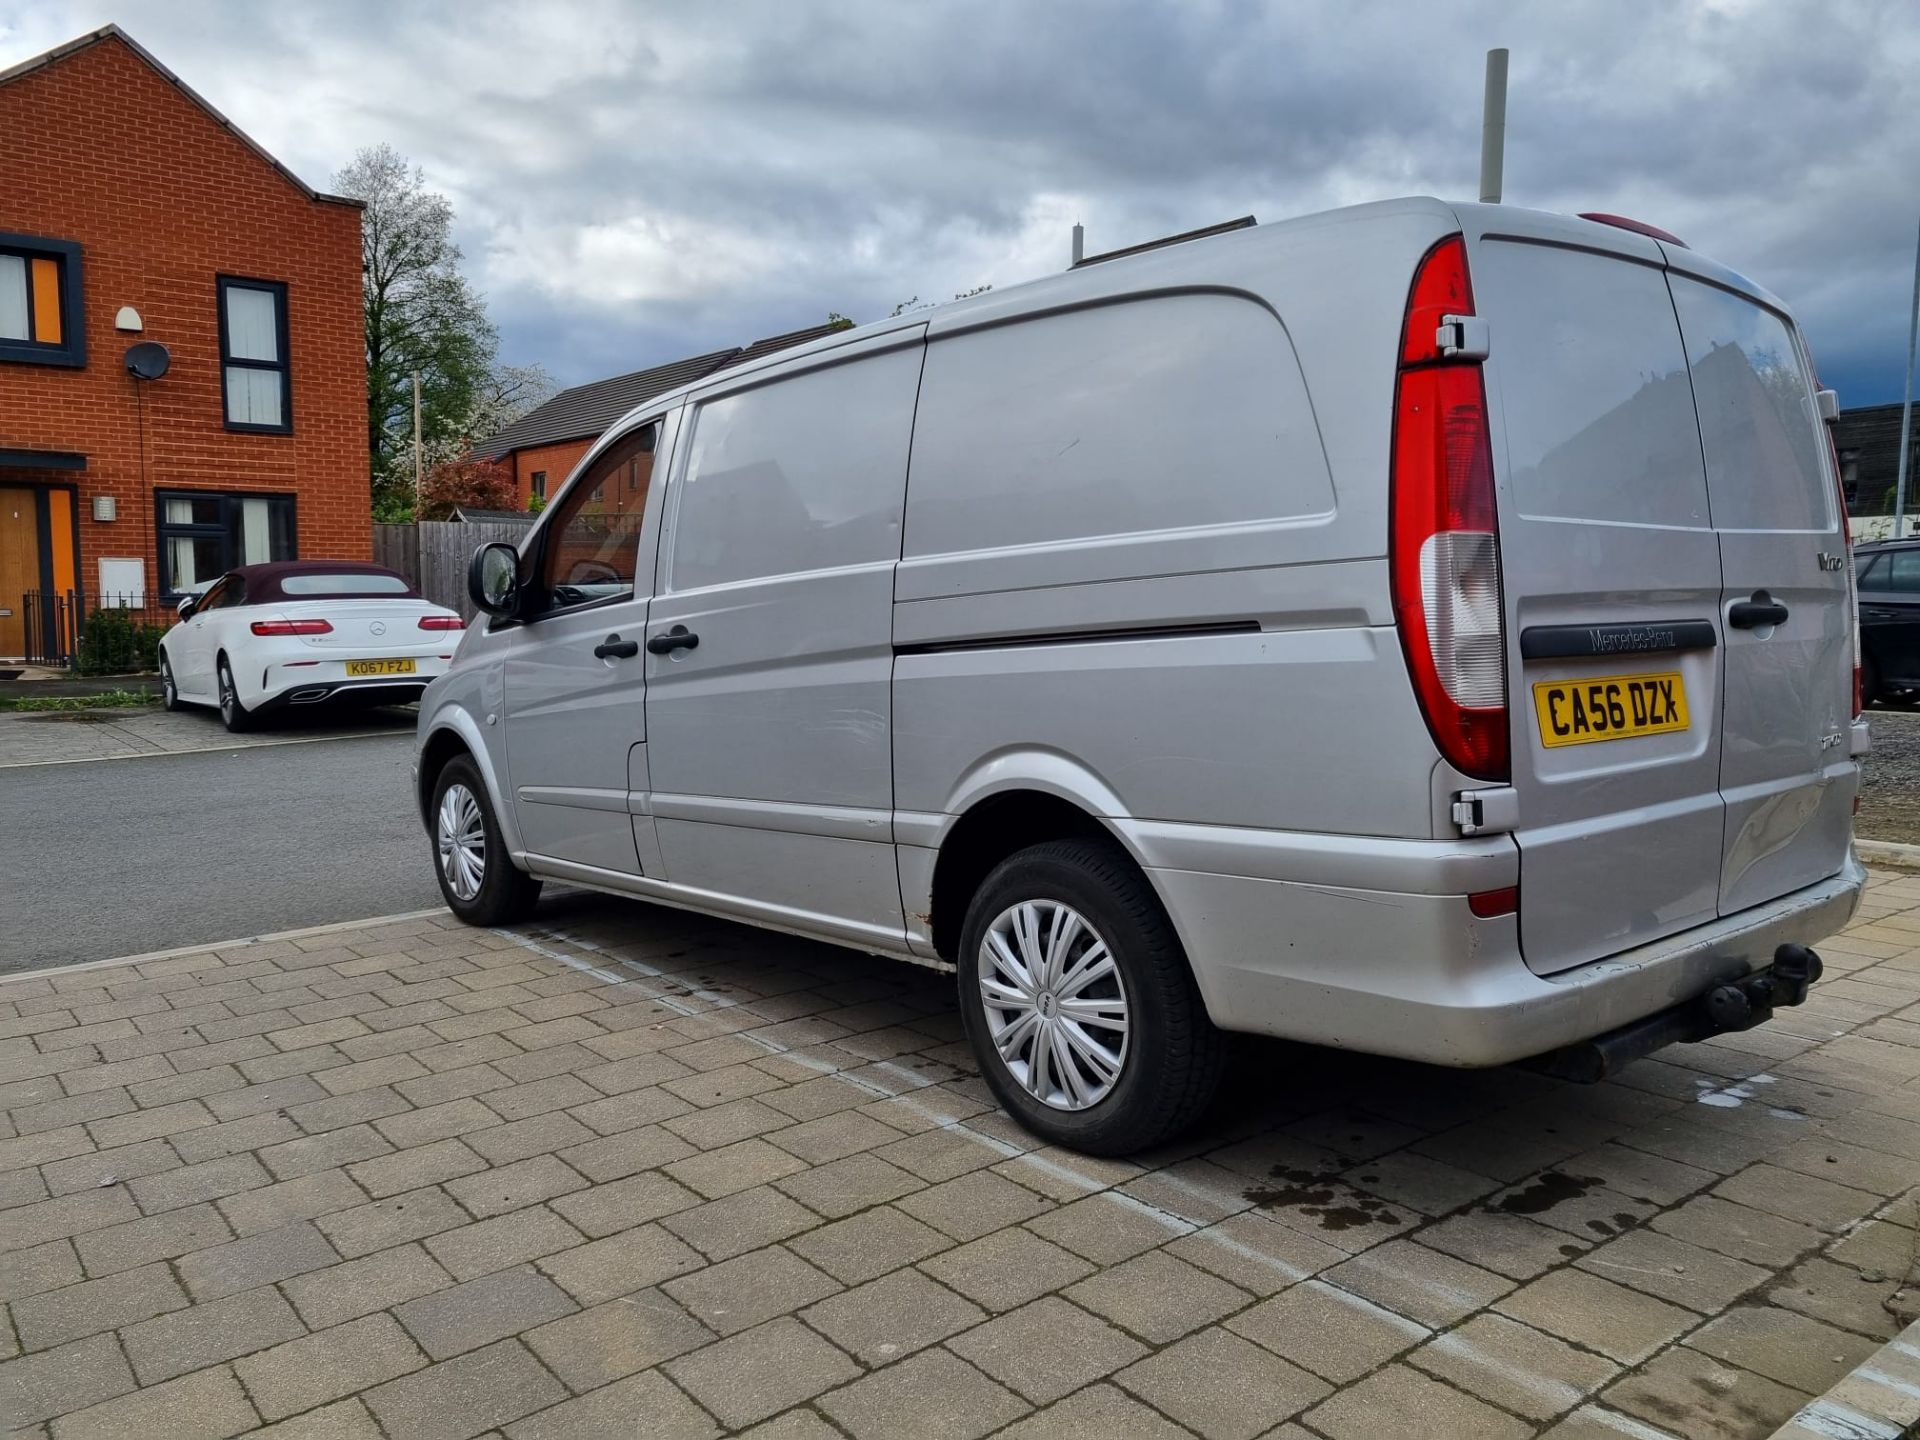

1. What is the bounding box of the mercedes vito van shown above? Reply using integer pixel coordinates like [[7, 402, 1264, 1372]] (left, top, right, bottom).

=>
[[417, 198, 1868, 1155]]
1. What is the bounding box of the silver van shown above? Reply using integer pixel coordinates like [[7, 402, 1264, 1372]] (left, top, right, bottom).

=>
[[417, 197, 1868, 1154]]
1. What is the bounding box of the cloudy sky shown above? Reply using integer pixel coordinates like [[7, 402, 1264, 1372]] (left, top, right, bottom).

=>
[[5, 0, 1917, 404]]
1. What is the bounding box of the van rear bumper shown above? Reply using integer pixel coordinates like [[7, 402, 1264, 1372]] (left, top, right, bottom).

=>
[[1146, 849, 1866, 1068]]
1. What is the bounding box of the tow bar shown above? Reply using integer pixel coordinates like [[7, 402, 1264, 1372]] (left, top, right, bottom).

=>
[[1530, 944, 1825, 1085]]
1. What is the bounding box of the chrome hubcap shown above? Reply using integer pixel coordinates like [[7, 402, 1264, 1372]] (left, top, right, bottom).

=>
[[978, 900, 1129, 1111], [437, 784, 486, 901]]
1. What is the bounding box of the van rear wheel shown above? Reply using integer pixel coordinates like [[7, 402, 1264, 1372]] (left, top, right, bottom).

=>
[[957, 838, 1224, 1156]]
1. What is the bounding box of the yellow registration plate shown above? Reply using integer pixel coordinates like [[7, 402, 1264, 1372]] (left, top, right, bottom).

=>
[[345, 658, 417, 678], [1533, 671, 1689, 748]]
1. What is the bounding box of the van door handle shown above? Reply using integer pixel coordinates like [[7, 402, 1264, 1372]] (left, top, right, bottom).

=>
[[646, 625, 699, 655], [1728, 593, 1790, 630], [593, 634, 641, 660]]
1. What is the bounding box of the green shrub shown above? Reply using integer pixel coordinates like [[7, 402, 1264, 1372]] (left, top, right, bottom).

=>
[[75, 608, 166, 676]]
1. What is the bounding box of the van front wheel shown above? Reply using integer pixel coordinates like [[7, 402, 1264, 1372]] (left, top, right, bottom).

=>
[[957, 838, 1224, 1156], [431, 756, 542, 926]]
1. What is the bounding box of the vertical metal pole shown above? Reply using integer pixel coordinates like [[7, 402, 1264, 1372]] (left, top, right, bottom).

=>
[[1895, 215, 1920, 540], [1480, 48, 1509, 204], [1071, 223, 1084, 267], [412, 372, 423, 502]]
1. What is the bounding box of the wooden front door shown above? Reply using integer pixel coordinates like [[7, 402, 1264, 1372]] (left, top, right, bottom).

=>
[[0, 488, 39, 658]]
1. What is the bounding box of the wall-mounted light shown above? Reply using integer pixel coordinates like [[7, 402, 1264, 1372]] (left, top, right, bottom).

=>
[[92, 496, 117, 522], [115, 306, 143, 333]]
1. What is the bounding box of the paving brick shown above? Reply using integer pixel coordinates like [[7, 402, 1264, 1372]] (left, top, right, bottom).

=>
[[665, 1319, 858, 1430], [872, 1127, 1004, 1184], [177, 1220, 338, 1300], [235, 1313, 427, 1422], [425, 1207, 588, 1281], [257, 1124, 393, 1181], [664, 1244, 841, 1336], [362, 1338, 568, 1440], [171, 1114, 302, 1163], [666, 1138, 808, 1199], [1064, 1247, 1249, 1345], [1319, 1238, 1515, 1329], [547, 1170, 701, 1238], [665, 1098, 797, 1152], [1713, 1162, 1883, 1230], [817, 1345, 1027, 1440], [1024, 1193, 1184, 1266], [1650, 1193, 1828, 1268], [538, 1223, 707, 1305], [765, 1110, 901, 1166], [0, 1332, 138, 1426], [1409, 1311, 1620, 1421], [121, 1285, 306, 1384], [481, 1076, 601, 1123], [205, 1075, 329, 1122], [661, 1184, 822, 1262], [75, 1201, 229, 1276], [503, 1366, 719, 1440], [3, 1188, 140, 1256], [0, 1238, 82, 1303], [316, 1186, 472, 1258], [1306, 1362, 1533, 1440], [777, 1204, 950, 1288], [1116, 1325, 1329, 1440], [521, 1288, 714, 1393], [127, 1153, 269, 1214], [918, 1225, 1094, 1312], [1686, 1303, 1880, 1396], [283, 1243, 454, 1329], [1495, 1267, 1700, 1364], [464, 1114, 596, 1167], [216, 1167, 367, 1235], [569, 1087, 696, 1138], [394, 1266, 577, 1359], [47, 1362, 260, 1440], [557, 1124, 696, 1182], [0, 1124, 95, 1174], [13, 1087, 134, 1136], [12, 1261, 189, 1350], [1414, 1208, 1595, 1281], [1163, 1210, 1348, 1297], [86, 1099, 214, 1149], [349, 1138, 489, 1199], [41, 1140, 181, 1197], [1226, 1277, 1429, 1384], [1600, 1346, 1809, 1440], [444, 1154, 588, 1219], [993, 1382, 1192, 1440], [286, 1086, 411, 1136], [1575, 1226, 1772, 1313]]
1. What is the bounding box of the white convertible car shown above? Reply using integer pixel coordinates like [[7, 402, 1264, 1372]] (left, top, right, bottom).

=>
[[158, 560, 465, 731]]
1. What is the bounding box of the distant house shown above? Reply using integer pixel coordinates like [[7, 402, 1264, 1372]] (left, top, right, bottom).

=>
[[0, 26, 369, 662], [480, 324, 846, 508], [1835, 403, 1916, 519]]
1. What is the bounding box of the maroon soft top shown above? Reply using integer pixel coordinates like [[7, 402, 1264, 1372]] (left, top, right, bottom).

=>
[[230, 560, 422, 604]]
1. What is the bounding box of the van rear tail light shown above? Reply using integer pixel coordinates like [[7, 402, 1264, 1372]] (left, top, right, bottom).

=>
[[1391, 236, 1509, 781], [251, 619, 332, 636], [418, 615, 465, 631]]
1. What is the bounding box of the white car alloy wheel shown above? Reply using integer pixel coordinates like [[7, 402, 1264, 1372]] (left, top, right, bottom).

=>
[[437, 782, 487, 902], [978, 899, 1130, 1111]]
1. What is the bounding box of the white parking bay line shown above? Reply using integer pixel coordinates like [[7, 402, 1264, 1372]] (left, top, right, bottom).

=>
[[0, 725, 413, 770]]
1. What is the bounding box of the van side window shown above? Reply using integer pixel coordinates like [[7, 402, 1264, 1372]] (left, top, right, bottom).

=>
[[1670, 278, 1830, 533], [1889, 550, 1920, 594], [667, 347, 919, 591], [536, 422, 657, 611], [903, 294, 1330, 557]]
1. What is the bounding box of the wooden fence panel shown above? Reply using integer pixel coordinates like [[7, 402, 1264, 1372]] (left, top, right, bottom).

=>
[[373, 521, 527, 618]]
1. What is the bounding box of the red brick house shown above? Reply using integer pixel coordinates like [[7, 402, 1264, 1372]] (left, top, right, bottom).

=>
[[0, 26, 368, 662], [482, 325, 846, 509]]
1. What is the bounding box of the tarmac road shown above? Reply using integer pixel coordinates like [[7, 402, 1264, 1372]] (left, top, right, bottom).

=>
[[0, 730, 443, 971]]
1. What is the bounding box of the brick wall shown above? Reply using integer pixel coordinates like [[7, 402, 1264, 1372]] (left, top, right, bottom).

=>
[[0, 32, 369, 609], [510, 439, 593, 509]]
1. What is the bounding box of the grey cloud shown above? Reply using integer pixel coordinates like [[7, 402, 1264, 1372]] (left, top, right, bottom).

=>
[[5, 0, 1916, 402]]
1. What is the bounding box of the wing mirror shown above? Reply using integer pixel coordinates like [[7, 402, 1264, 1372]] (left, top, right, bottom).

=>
[[468, 542, 522, 619], [176, 595, 198, 620]]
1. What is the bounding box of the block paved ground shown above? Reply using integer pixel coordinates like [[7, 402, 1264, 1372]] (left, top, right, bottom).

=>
[[0, 707, 411, 769], [6, 870, 1920, 1438]]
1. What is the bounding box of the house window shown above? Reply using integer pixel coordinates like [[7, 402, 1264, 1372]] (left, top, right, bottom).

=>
[[156, 490, 295, 595], [531, 471, 547, 502], [0, 232, 85, 367], [217, 277, 291, 432]]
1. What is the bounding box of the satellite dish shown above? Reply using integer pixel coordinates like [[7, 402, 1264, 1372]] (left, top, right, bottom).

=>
[[124, 342, 171, 381]]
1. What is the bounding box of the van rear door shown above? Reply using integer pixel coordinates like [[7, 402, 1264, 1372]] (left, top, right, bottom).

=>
[[1470, 227, 1729, 976], [1665, 262, 1855, 915]]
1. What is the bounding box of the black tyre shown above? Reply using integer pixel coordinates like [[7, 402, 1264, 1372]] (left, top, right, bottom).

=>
[[957, 838, 1225, 1156], [159, 651, 183, 712], [431, 755, 542, 925], [216, 657, 255, 732]]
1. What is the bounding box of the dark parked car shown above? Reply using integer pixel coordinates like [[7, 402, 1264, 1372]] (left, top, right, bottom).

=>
[[1857, 538, 1920, 707]]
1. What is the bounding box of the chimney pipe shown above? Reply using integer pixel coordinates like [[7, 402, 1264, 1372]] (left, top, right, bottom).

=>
[[1071, 222, 1084, 267]]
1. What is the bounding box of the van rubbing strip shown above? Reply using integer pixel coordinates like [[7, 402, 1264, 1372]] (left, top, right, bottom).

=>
[[1779, 1399, 1906, 1440], [894, 618, 1261, 657]]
